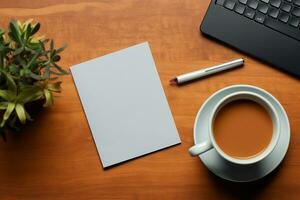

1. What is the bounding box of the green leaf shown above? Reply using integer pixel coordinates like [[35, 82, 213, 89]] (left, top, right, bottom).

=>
[[29, 71, 42, 80], [43, 89, 53, 107], [0, 102, 8, 109], [52, 63, 69, 75], [26, 43, 41, 52], [16, 55, 27, 68], [43, 66, 50, 79], [0, 71, 17, 95], [0, 90, 11, 101], [43, 38, 50, 43], [50, 39, 54, 52], [9, 20, 22, 44], [8, 32, 17, 45], [15, 103, 26, 124], [25, 110, 32, 121], [0, 119, 5, 127], [52, 55, 60, 62], [24, 46, 36, 53], [49, 76, 58, 81], [26, 53, 39, 69], [20, 69, 26, 76], [31, 91, 44, 102], [49, 70, 63, 76], [23, 19, 33, 27], [3, 102, 15, 121], [13, 47, 24, 55], [56, 44, 67, 54], [17, 86, 43, 103], [20, 28, 26, 41], [0, 29, 4, 37], [46, 81, 61, 92], [39, 40, 46, 52], [6, 75, 17, 94], [8, 64, 19, 74], [31, 23, 40, 36], [25, 23, 31, 38]]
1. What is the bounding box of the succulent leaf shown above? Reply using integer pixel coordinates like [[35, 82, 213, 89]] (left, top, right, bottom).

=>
[[46, 81, 61, 92], [15, 103, 26, 124], [0, 90, 12, 101], [0, 102, 8, 109], [8, 20, 22, 44], [43, 89, 53, 107], [3, 102, 15, 122], [31, 23, 40, 36]]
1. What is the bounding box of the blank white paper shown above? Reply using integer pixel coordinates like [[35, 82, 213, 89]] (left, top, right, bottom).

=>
[[71, 42, 181, 168]]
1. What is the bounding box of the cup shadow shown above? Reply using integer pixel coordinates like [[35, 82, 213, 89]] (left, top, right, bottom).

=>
[[203, 159, 286, 199]]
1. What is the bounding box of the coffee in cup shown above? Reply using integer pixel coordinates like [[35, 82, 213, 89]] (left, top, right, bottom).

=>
[[213, 99, 273, 159]]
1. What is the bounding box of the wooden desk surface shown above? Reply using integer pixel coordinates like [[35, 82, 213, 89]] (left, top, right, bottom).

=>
[[1, 0, 300, 199]]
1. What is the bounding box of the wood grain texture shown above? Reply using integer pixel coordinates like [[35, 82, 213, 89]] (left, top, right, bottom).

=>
[[0, 0, 300, 199]]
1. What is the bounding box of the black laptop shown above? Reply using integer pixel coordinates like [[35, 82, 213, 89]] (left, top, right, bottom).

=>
[[201, 0, 300, 78]]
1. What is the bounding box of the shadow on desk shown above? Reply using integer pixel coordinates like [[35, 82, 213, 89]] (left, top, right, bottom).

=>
[[203, 157, 288, 199]]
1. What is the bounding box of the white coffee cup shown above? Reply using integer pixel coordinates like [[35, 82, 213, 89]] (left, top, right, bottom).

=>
[[189, 91, 280, 165]]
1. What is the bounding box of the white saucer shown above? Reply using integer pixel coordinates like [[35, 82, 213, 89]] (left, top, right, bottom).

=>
[[194, 85, 290, 182]]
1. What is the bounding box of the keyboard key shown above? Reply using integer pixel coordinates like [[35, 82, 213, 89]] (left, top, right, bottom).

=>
[[270, 0, 282, 7], [265, 17, 300, 41], [255, 12, 266, 23], [215, 0, 300, 42], [258, 3, 269, 13], [292, 6, 300, 17], [244, 7, 256, 18], [293, 0, 300, 7], [268, 7, 280, 18], [239, 0, 248, 4], [278, 11, 290, 22], [289, 16, 300, 27], [216, 0, 226, 6], [224, 0, 236, 9], [280, 2, 292, 12], [234, 3, 246, 14], [247, 0, 259, 9]]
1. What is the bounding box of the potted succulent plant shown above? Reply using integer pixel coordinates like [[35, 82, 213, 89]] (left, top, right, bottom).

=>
[[0, 19, 68, 140]]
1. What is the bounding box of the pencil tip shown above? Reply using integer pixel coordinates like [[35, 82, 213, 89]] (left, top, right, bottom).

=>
[[169, 78, 178, 85]]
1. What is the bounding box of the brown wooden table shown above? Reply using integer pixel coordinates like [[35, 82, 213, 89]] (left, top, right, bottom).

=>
[[0, 0, 300, 199]]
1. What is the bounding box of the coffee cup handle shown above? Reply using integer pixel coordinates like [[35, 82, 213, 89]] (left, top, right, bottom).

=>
[[189, 141, 213, 156]]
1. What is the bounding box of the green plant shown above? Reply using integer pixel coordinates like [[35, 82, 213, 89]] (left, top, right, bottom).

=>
[[0, 19, 68, 139]]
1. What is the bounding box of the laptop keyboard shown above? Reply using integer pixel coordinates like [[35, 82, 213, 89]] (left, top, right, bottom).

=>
[[216, 0, 300, 41]]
